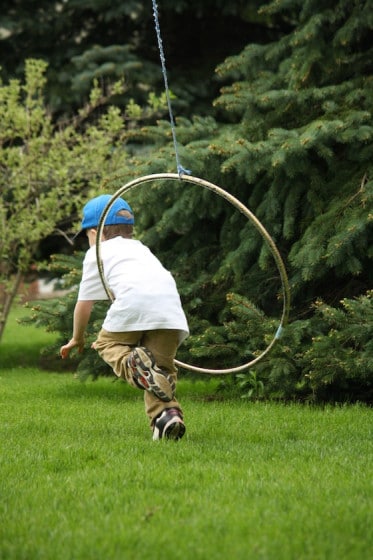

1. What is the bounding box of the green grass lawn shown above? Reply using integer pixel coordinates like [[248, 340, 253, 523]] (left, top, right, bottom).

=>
[[0, 307, 372, 559]]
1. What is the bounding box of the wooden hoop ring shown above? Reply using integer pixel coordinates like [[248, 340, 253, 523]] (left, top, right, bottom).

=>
[[96, 173, 290, 374]]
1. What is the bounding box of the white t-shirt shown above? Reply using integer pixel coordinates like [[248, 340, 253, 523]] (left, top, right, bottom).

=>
[[77, 237, 189, 344]]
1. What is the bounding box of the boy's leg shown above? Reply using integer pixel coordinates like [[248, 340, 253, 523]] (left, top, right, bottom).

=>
[[93, 328, 184, 438], [94, 328, 180, 404], [94, 329, 177, 401], [141, 329, 184, 428], [93, 329, 142, 386]]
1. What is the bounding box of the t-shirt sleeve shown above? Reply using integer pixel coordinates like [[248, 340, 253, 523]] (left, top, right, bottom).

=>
[[77, 250, 108, 301]]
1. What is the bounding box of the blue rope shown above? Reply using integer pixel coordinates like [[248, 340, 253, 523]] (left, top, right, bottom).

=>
[[152, 0, 191, 176]]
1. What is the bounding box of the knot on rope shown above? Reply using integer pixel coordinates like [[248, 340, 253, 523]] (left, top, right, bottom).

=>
[[177, 164, 192, 177]]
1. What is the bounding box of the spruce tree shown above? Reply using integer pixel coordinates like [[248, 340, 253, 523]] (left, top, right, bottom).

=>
[[211, 0, 373, 309], [129, 0, 372, 312], [0, 0, 263, 115], [120, 0, 372, 397]]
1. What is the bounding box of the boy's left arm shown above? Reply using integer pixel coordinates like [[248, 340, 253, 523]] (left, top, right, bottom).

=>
[[60, 300, 94, 359]]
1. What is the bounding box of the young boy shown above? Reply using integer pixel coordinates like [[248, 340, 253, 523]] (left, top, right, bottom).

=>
[[60, 194, 189, 440]]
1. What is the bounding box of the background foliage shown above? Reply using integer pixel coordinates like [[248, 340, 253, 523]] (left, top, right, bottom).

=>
[[1, 0, 372, 402]]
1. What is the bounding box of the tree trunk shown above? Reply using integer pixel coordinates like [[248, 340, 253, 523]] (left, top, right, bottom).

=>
[[0, 270, 24, 342]]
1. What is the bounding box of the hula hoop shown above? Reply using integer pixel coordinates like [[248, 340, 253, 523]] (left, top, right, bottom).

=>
[[96, 173, 290, 375]]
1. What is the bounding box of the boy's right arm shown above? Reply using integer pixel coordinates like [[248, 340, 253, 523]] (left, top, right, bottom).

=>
[[60, 300, 94, 359]]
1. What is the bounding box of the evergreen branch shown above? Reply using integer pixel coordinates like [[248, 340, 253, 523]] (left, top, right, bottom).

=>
[[342, 172, 368, 209], [54, 228, 75, 246]]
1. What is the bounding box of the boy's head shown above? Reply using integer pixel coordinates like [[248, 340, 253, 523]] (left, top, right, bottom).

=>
[[81, 194, 134, 240]]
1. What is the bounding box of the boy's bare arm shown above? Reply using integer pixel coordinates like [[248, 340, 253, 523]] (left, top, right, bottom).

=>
[[60, 300, 94, 359]]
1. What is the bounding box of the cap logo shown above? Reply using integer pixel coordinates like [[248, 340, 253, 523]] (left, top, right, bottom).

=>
[[116, 209, 133, 220]]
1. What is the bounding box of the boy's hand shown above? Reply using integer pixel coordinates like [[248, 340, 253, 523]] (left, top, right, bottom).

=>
[[60, 338, 84, 359]]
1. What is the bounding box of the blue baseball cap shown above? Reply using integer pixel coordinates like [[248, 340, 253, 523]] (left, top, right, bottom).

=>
[[81, 194, 134, 229]]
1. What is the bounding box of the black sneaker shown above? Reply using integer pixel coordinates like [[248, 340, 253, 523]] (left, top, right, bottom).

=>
[[126, 346, 175, 402], [152, 408, 186, 441]]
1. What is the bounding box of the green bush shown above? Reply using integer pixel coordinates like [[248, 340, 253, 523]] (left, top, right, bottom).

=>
[[22, 253, 113, 380], [23, 255, 373, 403]]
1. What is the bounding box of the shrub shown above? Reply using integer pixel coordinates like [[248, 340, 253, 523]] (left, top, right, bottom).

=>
[[23, 255, 373, 403]]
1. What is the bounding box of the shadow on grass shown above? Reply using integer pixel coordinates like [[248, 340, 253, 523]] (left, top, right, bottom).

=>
[[0, 342, 78, 371], [40, 373, 225, 406], [52, 375, 143, 404]]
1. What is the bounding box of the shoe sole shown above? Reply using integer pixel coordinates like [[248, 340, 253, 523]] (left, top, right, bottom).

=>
[[166, 421, 186, 440], [153, 418, 186, 441], [131, 347, 175, 402]]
